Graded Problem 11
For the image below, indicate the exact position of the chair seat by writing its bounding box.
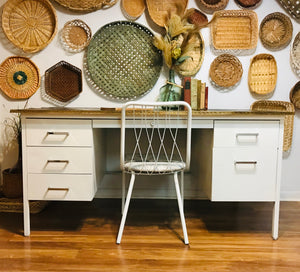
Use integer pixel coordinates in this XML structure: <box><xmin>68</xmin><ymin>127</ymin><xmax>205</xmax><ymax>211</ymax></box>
<box><xmin>124</xmin><ymin>161</ymin><xmax>186</xmax><ymax>174</ymax></box>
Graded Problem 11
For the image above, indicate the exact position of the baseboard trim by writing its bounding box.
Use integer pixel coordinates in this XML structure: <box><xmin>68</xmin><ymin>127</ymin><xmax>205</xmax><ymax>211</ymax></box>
<box><xmin>280</xmin><ymin>191</ymin><xmax>300</xmax><ymax>201</ymax></box>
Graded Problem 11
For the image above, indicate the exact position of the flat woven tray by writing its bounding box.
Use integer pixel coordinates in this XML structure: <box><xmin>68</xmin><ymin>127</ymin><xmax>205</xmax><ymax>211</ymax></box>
<box><xmin>277</xmin><ymin>0</ymin><xmax>300</xmax><ymax>20</ymax></box>
<box><xmin>234</xmin><ymin>0</ymin><xmax>262</xmax><ymax>9</ymax></box>
<box><xmin>85</xmin><ymin>21</ymin><xmax>162</xmax><ymax>101</ymax></box>
<box><xmin>209</xmin><ymin>54</ymin><xmax>243</xmax><ymax>88</ymax></box>
<box><xmin>53</xmin><ymin>0</ymin><xmax>117</xmax><ymax>11</ymax></box>
<box><xmin>251</xmin><ymin>100</ymin><xmax>295</xmax><ymax>151</ymax></box>
<box><xmin>0</xmin><ymin>56</ymin><xmax>40</xmax><ymax>99</ymax></box>
<box><xmin>210</xmin><ymin>10</ymin><xmax>258</xmax><ymax>54</ymax></box>
<box><xmin>61</xmin><ymin>19</ymin><xmax>92</xmax><ymax>53</ymax></box>
<box><xmin>2</xmin><ymin>0</ymin><xmax>57</xmax><ymax>53</ymax></box>
<box><xmin>248</xmin><ymin>53</ymin><xmax>277</xmax><ymax>97</ymax></box>
<box><xmin>197</xmin><ymin>0</ymin><xmax>229</xmax><ymax>14</ymax></box>
<box><xmin>121</xmin><ymin>0</ymin><xmax>145</xmax><ymax>20</ymax></box>
<box><xmin>290</xmin><ymin>81</ymin><xmax>300</xmax><ymax>109</ymax></box>
<box><xmin>146</xmin><ymin>0</ymin><xmax>188</xmax><ymax>27</ymax></box>
<box><xmin>291</xmin><ymin>32</ymin><xmax>300</xmax><ymax>78</ymax></box>
<box><xmin>259</xmin><ymin>12</ymin><xmax>293</xmax><ymax>51</ymax></box>
<box><xmin>174</xmin><ymin>32</ymin><xmax>205</xmax><ymax>77</ymax></box>
<box><xmin>45</xmin><ymin>61</ymin><xmax>82</xmax><ymax>103</ymax></box>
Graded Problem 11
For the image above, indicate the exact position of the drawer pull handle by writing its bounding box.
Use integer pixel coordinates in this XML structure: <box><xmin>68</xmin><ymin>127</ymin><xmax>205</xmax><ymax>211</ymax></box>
<box><xmin>46</xmin><ymin>131</ymin><xmax>69</xmax><ymax>136</ymax></box>
<box><xmin>47</xmin><ymin>187</ymin><xmax>69</xmax><ymax>192</ymax></box>
<box><xmin>45</xmin><ymin>132</ymin><xmax>69</xmax><ymax>142</ymax></box>
<box><xmin>236</xmin><ymin>133</ymin><xmax>259</xmax><ymax>143</ymax></box>
<box><xmin>46</xmin><ymin>160</ymin><xmax>69</xmax><ymax>165</ymax></box>
<box><xmin>234</xmin><ymin>161</ymin><xmax>257</xmax><ymax>165</ymax></box>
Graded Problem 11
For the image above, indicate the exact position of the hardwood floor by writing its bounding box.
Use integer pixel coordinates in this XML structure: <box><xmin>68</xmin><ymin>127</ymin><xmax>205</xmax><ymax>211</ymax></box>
<box><xmin>0</xmin><ymin>199</ymin><xmax>300</xmax><ymax>271</ymax></box>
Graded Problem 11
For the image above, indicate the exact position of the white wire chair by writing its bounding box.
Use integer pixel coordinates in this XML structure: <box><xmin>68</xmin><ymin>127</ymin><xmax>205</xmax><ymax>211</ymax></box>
<box><xmin>116</xmin><ymin>101</ymin><xmax>192</xmax><ymax>244</ymax></box>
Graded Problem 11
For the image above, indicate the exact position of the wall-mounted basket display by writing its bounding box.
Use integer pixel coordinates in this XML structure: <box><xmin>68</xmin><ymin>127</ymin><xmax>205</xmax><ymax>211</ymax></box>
<box><xmin>61</xmin><ymin>19</ymin><xmax>92</xmax><ymax>53</ymax></box>
<box><xmin>291</xmin><ymin>32</ymin><xmax>300</xmax><ymax>78</ymax></box>
<box><xmin>0</xmin><ymin>56</ymin><xmax>40</xmax><ymax>99</ymax></box>
<box><xmin>44</xmin><ymin>61</ymin><xmax>82</xmax><ymax>105</ymax></box>
<box><xmin>121</xmin><ymin>0</ymin><xmax>145</xmax><ymax>20</ymax></box>
<box><xmin>248</xmin><ymin>53</ymin><xmax>277</xmax><ymax>98</ymax></box>
<box><xmin>251</xmin><ymin>100</ymin><xmax>295</xmax><ymax>151</ymax></box>
<box><xmin>185</xmin><ymin>8</ymin><xmax>208</xmax><ymax>28</ymax></box>
<box><xmin>290</xmin><ymin>81</ymin><xmax>300</xmax><ymax>109</ymax></box>
<box><xmin>2</xmin><ymin>0</ymin><xmax>57</xmax><ymax>53</ymax></box>
<box><xmin>146</xmin><ymin>0</ymin><xmax>188</xmax><ymax>27</ymax></box>
<box><xmin>234</xmin><ymin>0</ymin><xmax>262</xmax><ymax>9</ymax></box>
<box><xmin>210</xmin><ymin>10</ymin><xmax>258</xmax><ymax>55</ymax></box>
<box><xmin>53</xmin><ymin>0</ymin><xmax>117</xmax><ymax>11</ymax></box>
<box><xmin>259</xmin><ymin>12</ymin><xmax>293</xmax><ymax>51</ymax></box>
<box><xmin>209</xmin><ymin>54</ymin><xmax>243</xmax><ymax>88</ymax></box>
<box><xmin>174</xmin><ymin>32</ymin><xmax>205</xmax><ymax>77</ymax></box>
<box><xmin>197</xmin><ymin>0</ymin><xmax>229</xmax><ymax>14</ymax></box>
<box><xmin>85</xmin><ymin>21</ymin><xmax>162</xmax><ymax>101</ymax></box>
<box><xmin>277</xmin><ymin>0</ymin><xmax>300</xmax><ymax>20</ymax></box>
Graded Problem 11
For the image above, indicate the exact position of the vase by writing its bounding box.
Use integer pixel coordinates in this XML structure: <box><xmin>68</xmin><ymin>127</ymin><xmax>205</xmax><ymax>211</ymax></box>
<box><xmin>159</xmin><ymin>69</ymin><xmax>182</xmax><ymax>102</ymax></box>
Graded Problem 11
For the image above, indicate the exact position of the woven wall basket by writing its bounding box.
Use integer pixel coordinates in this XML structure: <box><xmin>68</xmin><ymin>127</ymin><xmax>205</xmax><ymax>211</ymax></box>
<box><xmin>210</xmin><ymin>10</ymin><xmax>258</xmax><ymax>54</ymax></box>
<box><xmin>259</xmin><ymin>12</ymin><xmax>293</xmax><ymax>51</ymax></box>
<box><xmin>146</xmin><ymin>0</ymin><xmax>188</xmax><ymax>27</ymax></box>
<box><xmin>185</xmin><ymin>8</ymin><xmax>208</xmax><ymax>28</ymax></box>
<box><xmin>121</xmin><ymin>0</ymin><xmax>145</xmax><ymax>20</ymax></box>
<box><xmin>290</xmin><ymin>81</ymin><xmax>300</xmax><ymax>109</ymax></box>
<box><xmin>197</xmin><ymin>0</ymin><xmax>229</xmax><ymax>14</ymax></box>
<box><xmin>209</xmin><ymin>54</ymin><xmax>243</xmax><ymax>88</ymax></box>
<box><xmin>85</xmin><ymin>21</ymin><xmax>162</xmax><ymax>101</ymax></box>
<box><xmin>277</xmin><ymin>0</ymin><xmax>300</xmax><ymax>20</ymax></box>
<box><xmin>0</xmin><ymin>56</ymin><xmax>40</xmax><ymax>99</ymax></box>
<box><xmin>61</xmin><ymin>19</ymin><xmax>92</xmax><ymax>53</ymax></box>
<box><xmin>251</xmin><ymin>100</ymin><xmax>295</xmax><ymax>151</ymax></box>
<box><xmin>291</xmin><ymin>32</ymin><xmax>300</xmax><ymax>78</ymax></box>
<box><xmin>174</xmin><ymin>32</ymin><xmax>205</xmax><ymax>77</ymax></box>
<box><xmin>2</xmin><ymin>0</ymin><xmax>57</xmax><ymax>53</ymax></box>
<box><xmin>248</xmin><ymin>53</ymin><xmax>277</xmax><ymax>97</ymax></box>
<box><xmin>53</xmin><ymin>0</ymin><xmax>117</xmax><ymax>11</ymax></box>
<box><xmin>234</xmin><ymin>0</ymin><xmax>262</xmax><ymax>9</ymax></box>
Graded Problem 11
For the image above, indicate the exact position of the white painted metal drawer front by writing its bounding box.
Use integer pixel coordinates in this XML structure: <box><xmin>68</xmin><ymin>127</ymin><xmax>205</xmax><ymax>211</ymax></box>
<box><xmin>25</xmin><ymin>119</ymin><xmax>92</xmax><ymax>146</ymax></box>
<box><xmin>28</xmin><ymin>174</ymin><xmax>95</xmax><ymax>200</ymax></box>
<box><xmin>27</xmin><ymin>147</ymin><xmax>93</xmax><ymax>174</ymax></box>
<box><xmin>214</xmin><ymin>120</ymin><xmax>279</xmax><ymax>148</ymax></box>
<box><xmin>212</xmin><ymin>147</ymin><xmax>277</xmax><ymax>201</ymax></box>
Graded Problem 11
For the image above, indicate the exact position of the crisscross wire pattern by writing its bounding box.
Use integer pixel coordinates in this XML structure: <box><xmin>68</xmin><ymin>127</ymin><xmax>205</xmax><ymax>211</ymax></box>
<box><xmin>121</xmin><ymin>101</ymin><xmax>191</xmax><ymax>175</ymax></box>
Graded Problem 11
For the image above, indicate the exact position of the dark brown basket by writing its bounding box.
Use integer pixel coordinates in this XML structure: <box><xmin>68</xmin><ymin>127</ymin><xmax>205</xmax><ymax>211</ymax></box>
<box><xmin>290</xmin><ymin>81</ymin><xmax>300</xmax><ymax>109</ymax></box>
<box><xmin>2</xmin><ymin>169</ymin><xmax>22</xmax><ymax>198</ymax></box>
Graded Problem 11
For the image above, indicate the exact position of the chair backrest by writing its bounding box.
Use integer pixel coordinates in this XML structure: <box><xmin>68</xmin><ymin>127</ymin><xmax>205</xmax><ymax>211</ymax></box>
<box><xmin>120</xmin><ymin>101</ymin><xmax>192</xmax><ymax>175</ymax></box>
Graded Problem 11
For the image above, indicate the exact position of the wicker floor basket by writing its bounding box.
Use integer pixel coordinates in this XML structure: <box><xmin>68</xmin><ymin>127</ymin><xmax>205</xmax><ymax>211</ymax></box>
<box><xmin>197</xmin><ymin>0</ymin><xmax>229</xmax><ymax>14</ymax></box>
<box><xmin>251</xmin><ymin>100</ymin><xmax>295</xmax><ymax>151</ymax></box>
<box><xmin>209</xmin><ymin>54</ymin><xmax>243</xmax><ymax>88</ymax></box>
<box><xmin>259</xmin><ymin>12</ymin><xmax>293</xmax><ymax>51</ymax></box>
<box><xmin>290</xmin><ymin>81</ymin><xmax>300</xmax><ymax>109</ymax></box>
<box><xmin>53</xmin><ymin>0</ymin><xmax>117</xmax><ymax>11</ymax></box>
<box><xmin>146</xmin><ymin>0</ymin><xmax>188</xmax><ymax>27</ymax></box>
<box><xmin>121</xmin><ymin>0</ymin><xmax>145</xmax><ymax>20</ymax></box>
<box><xmin>291</xmin><ymin>32</ymin><xmax>300</xmax><ymax>78</ymax></box>
<box><xmin>248</xmin><ymin>54</ymin><xmax>277</xmax><ymax>97</ymax></box>
<box><xmin>2</xmin><ymin>0</ymin><xmax>57</xmax><ymax>53</ymax></box>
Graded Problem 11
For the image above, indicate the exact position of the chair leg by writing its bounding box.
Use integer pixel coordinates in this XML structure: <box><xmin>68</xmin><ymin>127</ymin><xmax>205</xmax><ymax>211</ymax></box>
<box><xmin>116</xmin><ymin>173</ymin><xmax>135</xmax><ymax>244</ymax></box>
<box><xmin>180</xmin><ymin>171</ymin><xmax>184</xmax><ymax>208</ymax></box>
<box><xmin>121</xmin><ymin>171</ymin><xmax>125</xmax><ymax>214</ymax></box>
<box><xmin>174</xmin><ymin>172</ymin><xmax>189</xmax><ymax>245</ymax></box>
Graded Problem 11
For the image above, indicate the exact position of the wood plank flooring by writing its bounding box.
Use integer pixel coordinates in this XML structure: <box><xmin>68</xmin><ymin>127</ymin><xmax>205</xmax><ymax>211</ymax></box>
<box><xmin>0</xmin><ymin>199</ymin><xmax>300</xmax><ymax>271</ymax></box>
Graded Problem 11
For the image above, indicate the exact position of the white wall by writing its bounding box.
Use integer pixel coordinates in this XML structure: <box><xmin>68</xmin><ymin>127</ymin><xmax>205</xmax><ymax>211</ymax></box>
<box><xmin>0</xmin><ymin>0</ymin><xmax>299</xmax><ymax>199</ymax></box>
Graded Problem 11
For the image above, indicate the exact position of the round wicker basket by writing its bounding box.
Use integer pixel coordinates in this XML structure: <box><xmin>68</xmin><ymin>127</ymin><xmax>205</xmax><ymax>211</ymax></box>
<box><xmin>259</xmin><ymin>12</ymin><xmax>293</xmax><ymax>51</ymax></box>
<box><xmin>146</xmin><ymin>0</ymin><xmax>188</xmax><ymax>27</ymax></box>
<box><xmin>53</xmin><ymin>0</ymin><xmax>117</xmax><ymax>11</ymax></box>
<box><xmin>291</xmin><ymin>32</ymin><xmax>300</xmax><ymax>78</ymax></box>
<box><xmin>61</xmin><ymin>19</ymin><xmax>92</xmax><ymax>53</ymax></box>
<box><xmin>277</xmin><ymin>0</ymin><xmax>300</xmax><ymax>20</ymax></box>
<box><xmin>2</xmin><ymin>0</ymin><xmax>57</xmax><ymax>53</ymax></box>
<box><xmin>248</xmin><ymin>54</ymin><xmax>277</xmax><ymax>97</ymax></box>
<box><xmin>209</xmin><ymin>54</ymin><xmax>243</xmax><ymax>88</ymax></box>
<box><xmin>185</xmin><ymin>8</ymin><xmax>208</xmax><ymax>28</ymax></box>
<box><xmin>197</xmin><ymin>0</ymin><xmax>229</xmax><ymax>14</ymax></box>
<box><xmin>234</xmin><ymin>0</ymin><xmax>262</xmax><ymax>9</ymax></box>
<box><xmin>290</xmin><ymin>81</ymin><xmax>300</xmax><ymax>109</ymax></box>
<box><xmin>121</xmin><ymin>0</ymin><xmax>145</xmax><ymax>20</ymax></box>
<box><xmin>0</xmin><ymin>56</ymin><xmax>40</xmax><ymax>99</ymax></box>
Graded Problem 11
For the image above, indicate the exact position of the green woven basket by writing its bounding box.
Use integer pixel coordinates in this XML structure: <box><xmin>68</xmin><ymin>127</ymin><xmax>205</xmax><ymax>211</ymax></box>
<box><xmin>85</xmin><ymin>21</ymin><xmax>163</xmax><ymax>101</ymax></box>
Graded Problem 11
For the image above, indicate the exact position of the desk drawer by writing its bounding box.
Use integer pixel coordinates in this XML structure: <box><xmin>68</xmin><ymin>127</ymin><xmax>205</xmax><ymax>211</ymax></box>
<box><xmin>214</xmin><ymin>120</ymin><xmax>279</xmax><ymax>148</ymax></box>
<box><xmin>28</xmin><ymin>174</ymin><xmax>95</xmax><ymax>200</ymax></box>
<box><xmin>25</xmin><ymin>119</ymin><xmax>92</xmax><ymax>147</ymax></box>
<box><xmin>27</xmin><ymin>147</ymin><xmax>93</xmax><ymax>174</ymax></box>
<box><xmin>211</xmin><ymin>147</ymin><xmax>277</xmax><ymax>201</ymax></box>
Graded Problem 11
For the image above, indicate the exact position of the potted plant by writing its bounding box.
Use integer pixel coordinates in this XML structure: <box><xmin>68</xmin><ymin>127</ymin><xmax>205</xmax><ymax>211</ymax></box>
<box><xmin>2</xmin><ymin>113</ymin><xmax>23</xmax><ymax>198</ymax></box>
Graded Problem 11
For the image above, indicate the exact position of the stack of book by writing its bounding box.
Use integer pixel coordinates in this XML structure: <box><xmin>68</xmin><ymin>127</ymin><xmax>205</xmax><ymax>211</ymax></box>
<box><xmin>182</xmin><ymin>77</ymin><xmax>208</xmax><ymax>110</ymax></box>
